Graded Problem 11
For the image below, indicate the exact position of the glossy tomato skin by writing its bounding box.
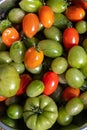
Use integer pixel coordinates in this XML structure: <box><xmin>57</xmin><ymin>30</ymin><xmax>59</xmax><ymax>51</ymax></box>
<box><xmin>38</xmin><ymin>5</ymin><xmax>54</xmax><ymax>28</ymax></box>
<box><xmin>63</xmin><ymin>27</ymin><xmax>79</xmax><ymax>49</ymax></box>
<box><xmin>22</xmin><ymin>13</ymin><xmax>39</xmax><ymax>38</ymax></box>
<box><xmin>42</xmin><ymin>71</ymin><xmax>59</xmax><ymax>95</ymax></box>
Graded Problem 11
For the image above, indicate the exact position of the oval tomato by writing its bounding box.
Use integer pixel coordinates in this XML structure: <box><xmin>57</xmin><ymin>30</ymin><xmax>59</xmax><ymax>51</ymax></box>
<box><xmin>16</xmin><ymin>74</ymin><xmax>32</xmax><ymax>95</ymax></box>
<box><xmin>38</xmin><ymin>5</ymin><xmax>54</xmax><ymax>28</ymax></box>
<box><xmin>24</xmin><ymin>46</ymin><xmax>44</xmax><ymax>69</ymax></box>
<box><xmin>22</xmin><ymin>13</ymin><xmax>39</xmax><ymax>38</ymax></box>
<box><xmin>63</xmin><ymin>27</ymin><xmax>79</xmax><ymax>49</ymax></box>
<box><xmin>2</xmin><ymin>27</ymin><xmax>20</xmax><ymax>47</ymax></box>
<box><xmin>42</xmin><ymin>71</ymin><xmax>59</xmax><ymax>95</ymax></box>
<box><xmin>65</xmin><ymin>5</ymin><xmax>86</xmax><ymax>21</ymax></box>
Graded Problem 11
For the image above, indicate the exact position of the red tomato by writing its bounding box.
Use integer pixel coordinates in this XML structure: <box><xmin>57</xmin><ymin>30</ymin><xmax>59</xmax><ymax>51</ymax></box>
<box><xmin>22</xmin><ymin>13</ymin><xmax>40</xmax><ymax>38</ymax></box>
<box><xmin>63</xmin><ymin>27</ymin><xmax>79</xmax><ymax>49</ymax></box>
<box><xmin>42</xmin><ymin>71</ymin><xmax>59</xmax><ymax>95</ymax></box>
<box><xmin>65</xmin><ymin>5</ymin><xmax>86</xmax><ymax>21</ymax></box>
<box><xmin>38</xmin><ymin>5</ymin><xmax>54</xmax><ymax>28</ymax></box>
<box><xmin>16</xmin><ymin>74</ymin><xmax>32</xmax><ymax>95</ymax></box>
<box><xmin>80</xmin><ymin>0</ymin><xmax>87</xmax><ymax>9</ymax></box>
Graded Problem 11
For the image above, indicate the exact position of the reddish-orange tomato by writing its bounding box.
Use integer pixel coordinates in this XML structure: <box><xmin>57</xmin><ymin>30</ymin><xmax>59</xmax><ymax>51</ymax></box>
<box><xmin>38</xmin><ymin>5</ymin><xmax>54</xmax><ymax>28</ymax></box>
<box><xmin>0</xmin><ymin>96</ymin><xmax>7</xmax><ymax>102</ymax></box>
<box><xmin>22</xmin><ymin>13</ymin><xmax>40</xmax><ymax>38</ymax></box>
<box><xmin>65</xmin><ymin>5</ymin><xmax>86</xmax><ymax>21</ymax></box>
<box><xmin>62</xmin><ymin>86</ymin><xmax>80</xmax><ymax>101</ymax></box>
<box><xmin>16</xmin><ymin>74</ymin><xmax>32</xmax><ymax>95</ymax></box>
<box><xmin>80</xmin><ymin>0</ymin><xmax>87</xmax><ymax>9</ymax></box>
<box><xmin>24</xmin><ymin>46</ymin><xmax>44</xmax><ymax>69</ymax></box>
<box><xmin>2</xmin><ymin>27</ymin><xmax>20</xmax><ymax>47</ymax></box>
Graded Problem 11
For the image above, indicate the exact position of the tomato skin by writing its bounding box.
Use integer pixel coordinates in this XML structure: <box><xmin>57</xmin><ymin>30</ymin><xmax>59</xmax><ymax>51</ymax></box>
<box><xmin>16</xmin><ymin>74</ymin><xmax>32</xmax><ymax>95</ymax></box>
<box><xmin>22</xmin><ymin>13</ymin><xmax>39</xmax><ymax>38</ymax></box>
<box><xmin>24</xmin><ymin>46</ymin><xmax>44</xmax><ymax>69</ymax></box>
<box><xmin>65</xmin><ymin>5</ymin><xmax>86</xmax><ymax>21</ymax></box>
<box><xmin>80</xmin><ymin>0</ymin><xmax>87</xmax><ymax>9</ymax></box>
<box><xmin>63</xmin><ymin>27</ymin><xmax>79</xmax><ymax>49</ymax></box>
<box><xmin>2</xmin><ymin>27</ymin><xmax>20</xmax><ymax>47</ymax></box>
<box><xmin>42</xmin><ymin>71</ymin><xmax>59</xmax><ymax>95</ymax></box>
<box><xmin>38</xmin><ymin>5</ymin><xmax>54</xmax><ymax>28</ymax></box>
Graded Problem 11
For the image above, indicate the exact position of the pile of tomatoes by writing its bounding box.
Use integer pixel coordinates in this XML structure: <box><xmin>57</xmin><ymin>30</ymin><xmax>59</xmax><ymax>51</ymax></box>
<box><xmin>1</xmin><ymin>0</ymin><xmax>87</xmax><ymax>129</ymax></box>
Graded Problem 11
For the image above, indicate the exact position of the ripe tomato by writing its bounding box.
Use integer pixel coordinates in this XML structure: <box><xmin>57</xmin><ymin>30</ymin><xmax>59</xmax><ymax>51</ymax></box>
<box><xmin>65</xmin><ymin>5</ymin><xmax>86</xmax><ymax>21</ymax></box>
<box><xmin>63</xmin><ymin>27</ymin><xmax>79</xmax><ymax>49</ymax></box>
<box><xmin>42</xmin><ymin>71</ymin><xmax>59</xmax><ymax>95</ymax></box>
<box><xmin>22</xmin><ymin>13</ymin><xmax>39</xmax><ymax>38</ymax></box>
<box><xmin>38</xmin><ymin>5</ymin><xmax>54</xmax><ymax>28</ymax></box>
<box><xmin>80</xmin><ymin>0</ymin><xmax>87</xmax><ymax>9</ymax></box>
<box><xmin>0</xmin><ymin>96</ymin><xmax>7</xmax><ymax>102</ymax></box>
<box><xmin>16</xmin><ymin>74</ymin><xmax>32</xmax><ymax>95</ymax></box>
<box><xmin>24</xmin><ymin>46</ymin><xmax>44</xmax><ymax>69</ymax></box>
<box><xmin>62</xmin><ymin>86</ymin><xmax>80</xmax><ymax>101</ymax></box>
<box><xmin>2</xmin><ymin>27</ymin><xmax>20</xmax><ymax>47</ymax></box>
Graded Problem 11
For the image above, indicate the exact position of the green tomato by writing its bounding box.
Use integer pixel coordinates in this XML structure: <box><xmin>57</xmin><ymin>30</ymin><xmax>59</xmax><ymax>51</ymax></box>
<box><xmin>65</xmin><ymin>97</ymin><xmax>84</xmax><ymax>116</ymax></box>
<box><xmin>7</xmin><ymin>104</ymin><xmax>23</xmax><ymax>119</ymax></box>
<box><xmin>51</xmin><ymin>57</ymin><xmax>68</xmax><ymax>74</ymax></box>
<box><xmin>23</xmin><ymin>95</ymin><xmax>58</xmax><ymax>130</ymax></box>
<box><xmin>10</xmin><ymin>41</ymin><xmax>26</xmax><ymax>63</ymax></box>
<box><xmin>0</xmin><ymin>64</ymin><xmax>20</xmax><ymax>97</ymax></box>
<box><xmin>47</xmin><ymin>0</ymin><xmax>67</xmax><ymax>13</ymax></box>
<box><xmin>43</xmin><ymin>26</ymin><xmax>62</xmax><ymax>42</ymax></box>
<box><xmin>26</xmin><ymin>80</ymin><xmax>44</xmax><ymax>97</ymax></box>
<box><xmin>57</xmin><ymin>107</ymin><xmax>73</xmax><ymax>126</ymax></box>
<box><xmin>19</xmin><ymin>0</ymin><xmax>43</xmax><ymax>13</ymax></box>
<box><xmin>38</xmin><ymin>39</ymin><xmax>63</xmax><ymax>58</ymax></box>
<box><xmin>65</xmin><ymin>68</ymin><xmax>84</xmax><ymax>88</ymax></box>
<box><xmin>68</xmin><ymin>46</ymin><xmax>87</xmax><ymax>69</ymax></box>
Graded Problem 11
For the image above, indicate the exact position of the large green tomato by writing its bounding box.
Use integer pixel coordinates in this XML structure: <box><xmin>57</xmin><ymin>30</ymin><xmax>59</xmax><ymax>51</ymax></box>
<box><xmin>23</xmin><ymin>95</ymin><xmax>58</xmax><ymax>130</ymax></box>
<box><xmin>0</xmin><ymin>64</ymin><xmax>20</xmax><ymax>97</ymax></box>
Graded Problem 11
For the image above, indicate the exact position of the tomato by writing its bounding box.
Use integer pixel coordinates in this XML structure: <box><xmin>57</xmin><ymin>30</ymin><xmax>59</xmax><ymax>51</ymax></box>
<box><xmin>62</xmin><ymin>86</ymin><xmax>80</xmax><ymax>101</ymax></box>
<box><xmin>63</xmin><ymin>27</ymin><xmax>79</xmax><ymax>49</ymax></box>
<box><xmin>0</xmin><ymin>96</ymin><xmax>7</xmax><ymax>102</ymax></box>
<box><xmin>24</xmin><ymin>46</ymin><xmax>44</xmax><ymax>69</ymax></box>
<box><xmin>22</xmin><ymin>13</ymin><xmax>40</xmax><ymax>38</ymax></box>
<box><xmin>7</xmin><ymin>104</ymin><xmax>23</xmax><ymax>119</ymax></box>
<box><xmin>80</xmin><ymin>0</ymin><xmax>87</xmax><ymax>9</ymax></box>
<box><xmin>38</xmin><ymin>5</ymin><xmax>54</xmax><ymax>28</ymax></box>
<box><xmin>65</xmin><ymin>5</ymin><xmax>86</xmax><ymax>21</ymax></box>
<box><xmin>2</xmin><ymin>27</ymin><xmax>20</xmax><ymax>47</ymax></box>
<box><xmin>23</xmin><ymin>95</ymin><xmax>58</xmax><ymax>130</ymax></box>
<box><xmin>16</xmin><ymin>74</ymin><xmax>32</xmax><ymax>95</ymax></box>
<box><xmin>42</xmin><ymin>71</ymin><xmax>59</xmax><ymax>95</ymax></box>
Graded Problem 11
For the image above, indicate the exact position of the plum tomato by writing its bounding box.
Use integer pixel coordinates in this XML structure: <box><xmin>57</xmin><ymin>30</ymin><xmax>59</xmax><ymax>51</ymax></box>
<box><xmin>42</xmin><ymin>71</ymin><xmax>59</xmax><ymax>95</ymax></box>
<box><xmin>63</xmin><ymin>27</ymin><xmax>79</xmax><ymax>49</ymax></box>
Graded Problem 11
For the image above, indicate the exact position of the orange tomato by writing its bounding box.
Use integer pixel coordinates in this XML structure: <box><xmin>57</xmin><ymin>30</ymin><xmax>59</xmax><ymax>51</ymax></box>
<box><xmin>0</xmin><ymin>96</ymin><xmax>7</xmax><ymax>102</ymax></box>
<box><xmin>38</xmin><ymin>5</ymin><xmax>54</xmax><ymax>28</ymax></box>
<box><xmin>62</xmin><ymin>86</ymin><xmax>80</xmax><ymax>101</ymax></box>
<box><xmin>2</xmin><ymin>27</ymin><xmax>20</xmax><ymax>47</ymax></box>
<box><xmin>22</xmin><ymin>13</ymin><xmax>40</xmax><ymax>38</ymax></box>
<box><xmin>24</xmin><ymin>46</ymin><xmax>44</xmax><ymax>69</ymax></box>
<box><xmin>65</xmin><ymin>5</ymin><xmax>86</xmax><ymax>21</ymax></box>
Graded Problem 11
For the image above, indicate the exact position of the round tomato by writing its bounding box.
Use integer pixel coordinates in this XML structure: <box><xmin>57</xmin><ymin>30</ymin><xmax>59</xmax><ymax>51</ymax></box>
<box><xmin>65</xmin><ymin>5</ymin><xmax>86</xmax><ymax>21</ymax></box>
<box><xmin>22</xmin><ymin>13</ymin><xmax>39</xmax><ymax>38</ymax></box>
<box><xmin>2</xmin><ymin>27</ymin><xmax>20</xmax><ymax>47</ymax></box>
<box><xmin>24</xmin><ymin>46</ymin><xmax>44</xmax><ymax>69</ymax></box>
<box><xmin>63</xmin><ymin>27</ymin><xmax>79</xmax><ymax>49</ymax></box>
<box><xmin>38</xmin><ymin>5</ymin><xmax>54</xmax><ymax>28</ymax></box>
<box><xmin>42</xmin><ymin>71</ymin><xmax>59</xmax><ymax>95</ymax></box>
<box><xmin>23</xmin><ymin>95</ymin><xmax>58</xmax><ymax>130</ymax></box>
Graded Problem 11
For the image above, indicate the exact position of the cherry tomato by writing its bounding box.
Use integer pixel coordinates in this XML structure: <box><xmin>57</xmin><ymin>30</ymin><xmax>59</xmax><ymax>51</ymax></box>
<box><xmin>2</xmin><ymin>27</ymin><xmax>20</xmax><ymax>47</ymax></box>
<box><xmin>38</xmin><ymin>5</ymin><xmax>54</xmax><ymax>28</ymax></box>
<box><xmin>65</xmin><ymin>5</ymin><xmax>86</xmax><ymax>21</ymax></box>
<box><xmin>24</xmin><ymin>46</ymin><xmax>44</xmax><ymax>69</ymax></box>
<box><xmin>22</xmin><ymin>13</ymin><xmax>40</xmax><ymax>38</ymax></box>
<box><xmin>42</xmin><ymin>71</ymin><xmax>59</xmax><ymax>95</ymax></box>
<box><xmin>62</xmin><ymin>86</ymin><xmax>80</xmax><ymax>101</ymax></box>
<box><xmin>63</xmin><ymin>27</ymin><xmax>79</xmax><ymax>49</ymax></box>
<box><xmin>0</xmin><ymin>96</ymin><xmax>7</xmax><ymax>102</ymax></box>
<box><xmin>16</xmin><ymin>74</ymin><xmax>32</xmax><ymax>95</ymax></box>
